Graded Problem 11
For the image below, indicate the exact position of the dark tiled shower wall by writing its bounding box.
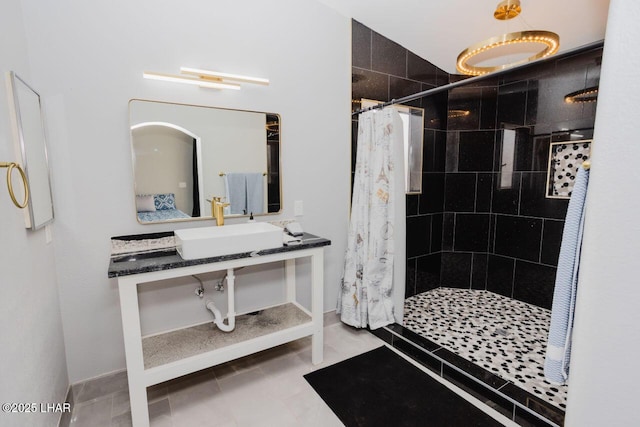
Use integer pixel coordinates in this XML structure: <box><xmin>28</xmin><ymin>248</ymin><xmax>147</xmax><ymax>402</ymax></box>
<box><xmin>351</xmin><ymin>20</ymin><xmax>451</xmax><ymax>299</ymax></box>
<box><xmin>441</xmin><ymin>47</ymin><xmax>602</xmax><ymax>309</ymax></box>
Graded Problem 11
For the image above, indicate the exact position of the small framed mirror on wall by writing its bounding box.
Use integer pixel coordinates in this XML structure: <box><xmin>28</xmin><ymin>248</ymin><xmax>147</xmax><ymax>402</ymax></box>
<box><xmin>6</xmin><ymin>71</ymin><xmax>54</xmax><ymax>229</ymax></box>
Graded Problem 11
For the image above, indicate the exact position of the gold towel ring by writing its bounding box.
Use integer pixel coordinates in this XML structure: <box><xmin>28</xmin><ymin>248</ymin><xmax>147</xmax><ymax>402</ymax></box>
<box><xmin>0</xmin><ymin>162</ymin><xmax>29</xmax><ymax>209</ymax></box>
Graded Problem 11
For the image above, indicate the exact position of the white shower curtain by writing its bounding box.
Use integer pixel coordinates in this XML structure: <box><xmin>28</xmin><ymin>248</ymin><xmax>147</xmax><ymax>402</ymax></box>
<box><xmin>338</xmin><ymin>107</ymin><xmax>403</xmax><ymax>329</ymax></box>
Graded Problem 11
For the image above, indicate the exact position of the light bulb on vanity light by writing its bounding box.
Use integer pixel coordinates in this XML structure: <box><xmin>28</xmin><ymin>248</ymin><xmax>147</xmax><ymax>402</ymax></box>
<box><xmin>142</xmin><ymin>71</ymin><xmax>241</xmax><ymax>90</ymax></box>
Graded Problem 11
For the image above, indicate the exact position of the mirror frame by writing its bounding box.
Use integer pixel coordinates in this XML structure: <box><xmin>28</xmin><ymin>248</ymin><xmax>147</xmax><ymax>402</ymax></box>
<box><xmin>129</xmin><ymin>99</ymin><xmax>282</xmax><ymax>224</ymax></box>
<box><xmin>6</xmin><ymin>71</ymin><xmax>55</xmax><ymax>230</ymax></box>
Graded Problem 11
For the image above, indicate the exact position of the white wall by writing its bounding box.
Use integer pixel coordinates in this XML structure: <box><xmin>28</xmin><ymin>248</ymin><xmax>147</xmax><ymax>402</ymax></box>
<box><xmin>0</xmin><ymin>1</ymin><xmax>69</xmax><ymax>426</ymax></box>
<box><xmin>19</xmin><ymin>0</ymin><xmax>351</xmax><ymax>383</ymax></box>
<box><xmin>566</xmin><ymin>0</ymin><xmax>640</xmax><ymax>425</ymax></box>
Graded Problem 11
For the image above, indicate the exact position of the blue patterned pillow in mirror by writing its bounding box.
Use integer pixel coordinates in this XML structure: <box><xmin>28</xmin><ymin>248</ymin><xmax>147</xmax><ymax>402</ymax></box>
<box><xmin>154</xmin><ymin>193</ymin><xmax>176</xmax><ymax>210</ymax></box>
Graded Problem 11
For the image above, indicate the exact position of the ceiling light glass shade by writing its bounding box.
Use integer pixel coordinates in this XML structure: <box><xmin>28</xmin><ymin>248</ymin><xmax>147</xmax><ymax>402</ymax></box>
<box><xmin>456</xmin><ymin>30</ymin><xmax>560</xmax><ymax>76</ymax></box>
<box><xmin>142</xmin><ymin>72</ymin><xmax>241</xmax><ymax>90</ymax></box>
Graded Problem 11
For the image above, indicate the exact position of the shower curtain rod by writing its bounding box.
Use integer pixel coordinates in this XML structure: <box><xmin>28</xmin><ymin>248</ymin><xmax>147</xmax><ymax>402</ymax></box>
<box><xmin>351</xmin><ymin>40</ymin><xmax>605</xmax><ymax>116</ymax></box>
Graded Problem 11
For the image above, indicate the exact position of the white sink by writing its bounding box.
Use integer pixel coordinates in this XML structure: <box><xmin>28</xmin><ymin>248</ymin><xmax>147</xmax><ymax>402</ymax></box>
<box><xmin>174</xmin><ymin>222</ymin><xmax>283</xmax><ymax>260</ymax></box>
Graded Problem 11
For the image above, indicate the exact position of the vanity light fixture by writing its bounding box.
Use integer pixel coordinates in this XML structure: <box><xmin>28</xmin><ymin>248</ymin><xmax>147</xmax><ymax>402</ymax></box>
<box><xmin>456</xmin><ymin>0</ymin><xmax>560</xmax><ymax>76</ymax></box>
<box><xmin>143</xmin><ymin>67</ymin><xmax>269</xmax><ymax>90</ymax></box>
<box><xmin>180</xmin><ymin>67</ymin><xmax>269</xmax><ymax>86</ymax></box>
<box><xmin>143</xmin><ymin>71</ymin><xmax>240</xmax><ymax>90</ymax></box>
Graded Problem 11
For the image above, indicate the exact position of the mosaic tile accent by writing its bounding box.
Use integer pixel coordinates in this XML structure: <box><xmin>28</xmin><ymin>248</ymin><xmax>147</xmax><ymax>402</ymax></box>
<box><xmin>404</xmin><ymin>288</ymin><xmax>568</xmax><ymax>410</ymax></box>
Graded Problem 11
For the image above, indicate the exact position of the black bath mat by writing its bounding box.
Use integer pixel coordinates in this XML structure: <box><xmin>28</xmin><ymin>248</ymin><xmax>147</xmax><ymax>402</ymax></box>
<box><xmin>304</xmin><ymin>346</ymin><xmax>503</xmax><ymax>427</ymax></box>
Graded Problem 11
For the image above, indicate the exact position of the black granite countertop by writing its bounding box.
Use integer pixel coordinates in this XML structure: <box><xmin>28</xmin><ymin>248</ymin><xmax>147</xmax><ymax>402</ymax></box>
<box><xmin>108</xmin><ymin>232</ymin><xmax>331</xmax><ymax>278</ymax></box>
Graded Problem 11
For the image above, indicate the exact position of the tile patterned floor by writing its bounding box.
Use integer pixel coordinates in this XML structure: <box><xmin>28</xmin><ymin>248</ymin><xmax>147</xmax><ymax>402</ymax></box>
<box><xmin>404</xmin><ymin>288</ymin><xmax>568</xmax><ymax>410</ymax></box>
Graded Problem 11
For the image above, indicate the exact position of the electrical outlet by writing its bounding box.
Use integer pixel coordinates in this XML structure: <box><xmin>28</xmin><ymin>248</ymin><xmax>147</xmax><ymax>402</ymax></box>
<box><xmin>294</xmin><ymin>200</ymin><xmax>303</xmax><ymax>216</ymax></box>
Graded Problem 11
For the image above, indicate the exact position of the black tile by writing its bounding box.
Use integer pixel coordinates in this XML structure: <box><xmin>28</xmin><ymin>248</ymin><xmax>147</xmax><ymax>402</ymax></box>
<box><xmin>488</xmin><ymin>214</ymin><xmax>497</xmax><ymax>253</ymax></box>
<box><xmin>472</xmin><ymin>253</ymin><xmax>488</xmax><ymax>290</ymax></box>
<box><xmin>422</xmin><ymin>129</ymin><xmax>436</xmax><ymax>172</ymax></box>
<box><xmin>424</xmin><ymin>90</ymin><xmax>448</xmax><ymax>130</ymax></box>
<box><xmin>352</xmin><ymin>69</ymin><xmax>389</xmax><ymax>103</ymax></box>
<box><xmin>407</xmin><ymin>51</ymin><xmax>440</xmax><ymax>86</ymax></box>
<box><xmin>419</xmin><ymin>173</ymin><xmax>445</xmax><ymax>214</ymax></box>
<box><xmin>486</xmin><ymin>255</ymin><xmax>515</xmax><ymax>298</ymax></box>
<box><xmin>514</xmin><ymin>405</ymin><xmax>561</xmax><ymax>427</ymax></box>
<box><xmin>405</xmin><ymin>258</ymin><xmax>417</xmax><ymax>298</ymax></box>
<box><xmin>416</xmin><ymin>253</ymin><xmax>441</xmax><ymax>293</ymax></box>
<box><xmin>494</xmin><ymin>215</ymin><xmax>543</xmax><ymax>262</ymax></box>
<box><xmin>525</xmin><ymin>80</ymin><xmax>539</xmax><ymax>126</ymax></box>
<box><xmin>454</xmin><ymin>213</ymin><xmax>490</xmax><ymax>252</ymax></box>
<box><xmin>391</xmin><ymin>337</ymin><xmax>442</xmax><ymax>375</ymax></box>
<box><xmin>444</xmin><ymin>173</ymin><xmax>476</xmax><ymax>212</ymax></box>
<box><xmin>390</xmin><ymin>76</ymin><xmax>422</xmax><ymax>108</ymax></box>
<box><xmin>433</xmin><ymin>130</ymin><xmax>447</xmax><ymax>172</ymax></box>
<box><xmin>406</xmin><ymin>194</ymin><xmax>419</xmax><ymax>216</ymax></box>
<box><xmin>445</xmin><ymin>131</ymin><xmax>459</xmax><ymax>173</ymax></box>
<box><xmin>476</xmin><ymin>173</ymin><xmax>493</xmax><ymax>213</ymax></box>
<box><xmin>407</xmin><ymin>215</ymin><xmax>430</xmax><ymax>258</ymax></box>
<box><xmin>492</xmin><ymin>172</ymin><xmax>521</xmax><ymax>215</ymax></box>
<box><xmin>442</xmin><ymin>365</ymin><xmax>515</xmax><ymax>421</ymax></box>
<box><xmin>519</xmin><ymin>172</ymin><xmax>569</xmax><ymax>220</ymax></box>
<box><xmin>514</xmin><ymin>127</ymin><xmax>534</xmax><ymax>172</ymax></box>
<box><xmin>430</xmin><ymin>213</ymin><xmax>443</xmax><ymax>253</ymax></box>
<box><xmin>351</xmin><ymin>20</ymin><xmax>371</xmax><ymax>69</ymax></box>
<box><xmin>436</xmin><ymin>347</ymin><xmax>509</xmax><ymax>390</ymax></box>
<box><xmin>351</xmin><ymin>120</ymin><xmax>358</xmax><ymax>172</ymax></box>
<box><xmin>458</xmin><ymin>131</ymin><xmax>496</xmax><ymax>172</ymax></box>
<box><xmin>440</xmin><ymin>252</ymin><xmax>472</xmax><ymax>289</ymax></box>
<box><xmin>513</xmin><ymin>261</ymin><xmax>557</xmax><ymax>309</ymax></box>
<box><xmin>501</xmin><ymin>383</ymin><xmax>565</xmax><ymax>427</ymax></box>
<box><xmin>541</xmin><ymin>220</ymin><xmax>564</xmax><ymax>266</ymax></box>
<box><xmin>387</xmin><ymin>323</ymin><xmax>441</xmax><ymax>352</ymax></box>
<box><xmin>532</xmin><ymin>135</ymin><xmax>551</xmax><ymax>172</ymax></box>
<box><xmin>371</xmin><ymin>31</ymin><xmax>407</xmax><ymax>77</ymax></box>
<box><xmin>480</xmin><ymin>86</ymin><xmax>498</xmax><ymax>130</ymax></box>
<box><xmin>368</xmin><ymin>327</ymin><xmax>393</xmax><ymax>344</ymax></box>
<box><xmin>442</xmin><ymin>213</ymin><xmax>454</xmax><ymax>251</ymax></box>
<box><xmin>448</xmin><ymin>86</ymin><xmax>482</xmax><ymax>130</ymax></box>
<box><xmin>425</xmin><ymin>129</ymin><xmax>449</xmax><ymax>174</ymax></box>
<box><xmin>497</xmin><ymin>81</ymin><xmax>528</xmax><ymax>126</ymax></box>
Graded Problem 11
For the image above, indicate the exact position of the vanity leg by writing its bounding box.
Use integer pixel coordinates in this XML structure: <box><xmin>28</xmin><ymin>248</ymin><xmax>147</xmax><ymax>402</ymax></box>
<box><xmin>311</xmin><ymin>251</ymin><xmax>324</xmax><ymax>365</ymax></box>
<box><xmin>285</xmin><ymin>259</ymin><xmax>296</xmax><ymax>303</ymax></box>
<box><xmin>118</xmin><ymin>278</ymin><xmax>150</xmax><ymax>427</ymax></box>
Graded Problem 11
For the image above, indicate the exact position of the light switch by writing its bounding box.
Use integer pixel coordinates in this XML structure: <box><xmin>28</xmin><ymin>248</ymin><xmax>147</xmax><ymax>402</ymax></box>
<box><xmin>294</xmin><ymin>200</ymin><xmax>303</xmax><ymax>216</ymax></box>
<box><xmin>178</xmin><ymin>182</ymin><xmax>187</xmax><ymax>188</ymax></box>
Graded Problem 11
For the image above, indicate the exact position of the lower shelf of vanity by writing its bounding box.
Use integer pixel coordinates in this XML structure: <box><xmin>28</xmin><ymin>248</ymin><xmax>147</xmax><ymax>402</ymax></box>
<box><xmin>140</xmin><ymin>302</ymin><xmax>313</xmax><ymax>386</ymax></box>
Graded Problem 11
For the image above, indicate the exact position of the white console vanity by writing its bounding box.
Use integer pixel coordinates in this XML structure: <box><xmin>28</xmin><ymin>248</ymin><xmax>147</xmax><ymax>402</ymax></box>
<box><xmin>108</xmin><ymin>232</ymin><xmax>330</xmax><ymax>427</ymax></box>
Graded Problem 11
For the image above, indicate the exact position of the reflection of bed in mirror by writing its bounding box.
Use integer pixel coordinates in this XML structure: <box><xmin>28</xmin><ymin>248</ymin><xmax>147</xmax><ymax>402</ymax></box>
<box><xmin>135</xmin><ymin>193</ymin><xmax>191</xmax><ymax>222</ymax></box>
<box><xmin>129</xmin><ymin>99</ymin><xmax>281</xmax><ymax>224</ymax></box>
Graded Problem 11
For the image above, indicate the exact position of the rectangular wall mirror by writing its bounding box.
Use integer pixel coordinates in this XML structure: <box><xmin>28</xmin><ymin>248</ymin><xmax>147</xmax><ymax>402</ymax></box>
<box><xmin>6</xmin><ymin>71</ymin><xmax>54</xmax><ymax>230</ymax></box>
<box><xmin>129</xmin><ymin>99</ymin><xmax>281</xmax><ymax>224</ymax></box>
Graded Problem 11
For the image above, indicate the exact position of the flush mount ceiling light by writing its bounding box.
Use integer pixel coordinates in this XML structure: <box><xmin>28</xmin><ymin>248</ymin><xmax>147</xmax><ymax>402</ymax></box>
<box><xmin>143</xmin><ymin>67</ymin><xmax>269</xmax><ymax>90</ymax></box>
<box><xmin>456</xmin><ymin>0</ymin><xmax>559</xmax><ymax>76</ymax></box>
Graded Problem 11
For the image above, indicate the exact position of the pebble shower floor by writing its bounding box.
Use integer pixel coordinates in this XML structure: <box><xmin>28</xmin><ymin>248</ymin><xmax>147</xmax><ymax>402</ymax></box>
<box><xmin>403</xmin><ymin>288</ymin><xmax>567</xmax><ymax>410</ymax></box>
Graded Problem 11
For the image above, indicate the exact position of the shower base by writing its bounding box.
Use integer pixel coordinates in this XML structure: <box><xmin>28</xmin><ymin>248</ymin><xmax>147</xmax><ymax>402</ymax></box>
<box><xmin>403</xmin><ymin>288</ymin><xmax>567</xmax><ymax>410</ymax></box>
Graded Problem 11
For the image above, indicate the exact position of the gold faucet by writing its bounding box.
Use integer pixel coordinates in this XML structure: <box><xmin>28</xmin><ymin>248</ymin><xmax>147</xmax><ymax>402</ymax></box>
<box><xmin>211</xmin><ymin>197</ymin><xmax>230</xmax><ymax>226</ymax></box>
